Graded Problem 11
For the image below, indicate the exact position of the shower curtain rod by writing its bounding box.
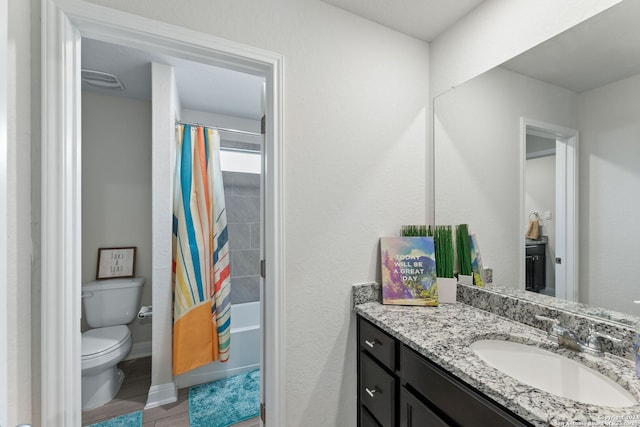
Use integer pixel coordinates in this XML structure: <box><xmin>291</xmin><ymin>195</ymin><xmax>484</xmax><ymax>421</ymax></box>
<box><xmin>175</xmin><ymin>120</ymin><xmax>262</xmax><ymax>137</ymax></box>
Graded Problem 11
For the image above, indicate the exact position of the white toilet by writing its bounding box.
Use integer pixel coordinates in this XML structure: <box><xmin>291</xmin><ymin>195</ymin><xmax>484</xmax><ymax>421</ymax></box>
<box><xmin>81</xmin><ymin>277</ymin><xmax>145</xmax><ymax>410</ymax></box>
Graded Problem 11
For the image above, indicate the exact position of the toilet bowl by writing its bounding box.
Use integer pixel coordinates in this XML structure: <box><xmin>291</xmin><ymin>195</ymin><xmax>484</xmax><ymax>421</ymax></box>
<box><xmin>81</xmin><ymin>277</ymin><xmax>144</xmax><ymax>410</ymax></box>
<box><xmin>81</xmin><ymin>325</ymin><xmax>132</xmax><ymax>410</ymax></box>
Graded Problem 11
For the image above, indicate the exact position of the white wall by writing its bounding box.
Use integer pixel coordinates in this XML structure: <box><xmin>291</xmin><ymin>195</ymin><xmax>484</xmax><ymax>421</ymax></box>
<box><xmin>578</xmin><ymin>72</ymin><xmax>640</xmax><ymax>314</ymax></box>
<box><xmin>82</xmin><ymin>1</ymin><xmax>430</xmax><ymax>425</ymax></box>
<box><xmin>82</xmin><ymin>91</ymin><xmax>152</xmax><ymax>346</ymax></box>
<box><xmin>434</xmin><ymin>66</ymin><xmax>577</xmax><ymax>287</ymax></box>
<box><xmin>525</xmin><ymin>155</ymin><xmax>556</xmax><ymax>291</ymax></box>
<box><xmin>0</xmin><ymin>0</ymin><xmax>6</xmax><ymax>422</ymax></box>
<box><xmin>6</xmin><ymin>0</ymin><xmax>32</xmax><ymax>424</ymax></box>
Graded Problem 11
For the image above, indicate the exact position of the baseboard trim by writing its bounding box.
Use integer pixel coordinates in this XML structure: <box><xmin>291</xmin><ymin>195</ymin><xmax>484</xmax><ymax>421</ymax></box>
<box><xmin>175</xmin><ymin>363</ymin><xmax>259</xmax><ymax>389</ymax></box>
<box><xmin>124</xmin><ymin>340</ymin><xmax>152</xmax><ymax>361</ymax></box>
<box><xmin>145</xmin><ymin>382</ymin><xmax>178</xmax><ymax>410</ymax></box>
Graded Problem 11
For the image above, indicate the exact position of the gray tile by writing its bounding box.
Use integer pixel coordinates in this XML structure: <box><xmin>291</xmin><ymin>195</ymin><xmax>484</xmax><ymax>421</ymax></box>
<box><xmin>226</xmin><ymin>195</ymin><xmax>260</xmax><ymax>224</ymax></box>
<box><xmin>232</xmin><ymin>417</ymin><xmax>261</xmax><ymax>427</ymax></box>
<box><xmin>231</xmin><ymin>276</ymin><xmax>260</xmax><ymax>304</ymax></box>
<box><xmin>222</xmin><ymin>170</ymin><xmax>234</xmax><ymax>184</ymax></box>
<box><xmin>250</xmin><ymin>222</ymin><xmax>261</xmax><ymax>250</ymax></box>
<box><xmin>226</xmin><ymin>196</ymin><xmax>260</xmax><ymax>223</ymax></box>
<box><xmin>228</xmin><ymin>223</ymin><xmax>251</xmax><ymax>250</ymax></box>
<box><xmin>152</xmin><ymin>411</ymin><xmax>190</xmax><ymax>427</ymax></box>
<box><xmin>223</xmin><ymin>171</ymin><xmax>237</xmax><ymax>196</ymax></box>
<box><xmin>232</xmin><ymin>172</ymin><xmax>260</xmax><ymax>196</ymax></box>
<box><xmin>231</xmin><ymin>249</ymin><xmax>260</xmax><ymax>278</ymax></box>
<box><xmin>223</xmin><ymin>171</ymin><xmax>260</xmax><ymax>197</ymax></box>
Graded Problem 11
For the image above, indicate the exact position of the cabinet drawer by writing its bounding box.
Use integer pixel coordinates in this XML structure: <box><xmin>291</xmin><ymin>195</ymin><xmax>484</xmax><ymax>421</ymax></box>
<box><xmin>525</xmin><ymin>244</ymin><xmax>545</xmax><ymax>256</ymax></box>
<box><xmin>359</xmin><ymin>317</ymin><xmax>397</xmax><ymax>370</ymax></box>
<box><xmin>401</xmin><ymin>346</ymin><xmax>531</xmax><ymax>427</ymax></box>
<box><xmin>400</xmin><ymin>387</ymin><xmax>448</xmax><ymax>427</ymax></box>
<box><xmin>360</xmin><ymin>353</ymin><xmax>396</xmax><ymax>427</ymax></box>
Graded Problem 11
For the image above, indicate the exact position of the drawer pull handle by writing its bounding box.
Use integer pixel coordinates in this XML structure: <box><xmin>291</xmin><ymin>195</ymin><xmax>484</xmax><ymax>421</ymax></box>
<box><xmin>364</xmin><ymin>339</ymin><xmax>377</xmax><ymax>348</ymax></box>
<box><xmin>365</xmin><ymin>387</ymin><xmax>377</xmax><ymax>398</ymax></box>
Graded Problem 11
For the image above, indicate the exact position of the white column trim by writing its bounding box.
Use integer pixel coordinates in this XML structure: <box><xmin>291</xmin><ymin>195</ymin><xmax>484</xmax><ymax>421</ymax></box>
<box><xmin>264</xmin><ymin>52</ymin><xmax>286</xmax><ymax>426</ymax></box>
<box><xmin>42</xmin><ymin>1</ymin><xmax>286</xmax><ymax>425</ymax></box>
<box><xmin>41</xmin><ymin>1</ymin><xmax>83</xmax><ymax>425</ymax></box>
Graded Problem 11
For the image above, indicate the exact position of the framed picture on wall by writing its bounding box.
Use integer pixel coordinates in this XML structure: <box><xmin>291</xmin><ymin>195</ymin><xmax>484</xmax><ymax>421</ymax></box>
<box><xmin>96</xmin><ymin>247</ymin><xmax>136</xmax><ymax>280</ymax></box>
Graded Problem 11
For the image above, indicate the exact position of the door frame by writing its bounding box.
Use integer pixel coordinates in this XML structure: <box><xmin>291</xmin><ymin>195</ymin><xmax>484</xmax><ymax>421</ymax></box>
<box><xmin>41</xmin><ymin>1</ymin><xmax>286</xmax><ymax>425</ymax></box>
<box><xmin>520</xmin><ymin>117</ymin><xmax>578</xmax><ymax>301</ymax></box>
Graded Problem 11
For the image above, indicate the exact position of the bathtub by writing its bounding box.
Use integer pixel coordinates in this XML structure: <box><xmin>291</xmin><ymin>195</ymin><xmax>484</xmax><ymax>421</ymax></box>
<box><xmin>175</xmin><ymin>301</ymin><xmax>261</xmax><ymax>389</ymax></box>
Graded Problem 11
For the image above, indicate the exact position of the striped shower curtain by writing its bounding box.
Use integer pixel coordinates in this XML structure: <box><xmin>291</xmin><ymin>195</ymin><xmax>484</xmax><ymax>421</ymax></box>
<box><xmin>173</xmin><ymin>124</ymin><xmax>231</xmax><ymax>376</ymax></box>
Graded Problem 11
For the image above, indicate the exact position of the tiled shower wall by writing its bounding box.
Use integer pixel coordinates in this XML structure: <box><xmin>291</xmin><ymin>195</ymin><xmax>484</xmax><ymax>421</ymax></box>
<box><xmin>223</xmin><ymin>170</ymin><xmax>260</xmax><ymax>304</ymax></box>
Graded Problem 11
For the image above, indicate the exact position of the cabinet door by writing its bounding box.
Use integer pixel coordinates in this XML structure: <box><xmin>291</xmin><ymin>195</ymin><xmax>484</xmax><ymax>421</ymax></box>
<box><xmin>525</xmin><ymin>255</ymin><xmax>534</xmax><ymax>290</ymax></box>
<box><xmin>400</xmin><ymin>387</ymin><xmax>448</xmax><ymax>427</ymax></box>
<box><xmin>401</xmin><ymin>346</ymin><xmax>531</xmax><ymax>427</ymax></box>
<box><xmin>361</xmin><ymin>406</ymin><xmax>382</xmax><ymax>427</ymax></box>
<box><xmin>532</xmin><ymin>255</ymin><xmax>545</xmax><ymax>290</ymax></box>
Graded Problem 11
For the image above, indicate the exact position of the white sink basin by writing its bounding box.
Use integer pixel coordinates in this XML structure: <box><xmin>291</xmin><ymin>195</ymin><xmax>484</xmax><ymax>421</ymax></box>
<box><xmin>470</xmin><ymin>339</ymin><xmax>637</xmax><ymax>408</ymax></box>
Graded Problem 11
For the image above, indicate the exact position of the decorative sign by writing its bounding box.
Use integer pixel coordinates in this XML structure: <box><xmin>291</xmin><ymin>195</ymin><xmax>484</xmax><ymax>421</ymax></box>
<box><xmin>96</xmin><ymin>247</ymin><xmax>136</xmax><ymax>279</ymax></box>
<box><xmin>470</xmin><ymin>233</ymin><xmax>486</xmax><ymax>287</ymax></box>
<box><xmin>381</xmin><ymin>237</ymin><xmax>438</xmax><ymax>306</ymax></box>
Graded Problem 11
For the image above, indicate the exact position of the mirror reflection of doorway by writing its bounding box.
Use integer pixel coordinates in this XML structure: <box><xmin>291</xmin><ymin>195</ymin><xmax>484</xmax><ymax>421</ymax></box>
<box><xmin>522</xmin><ymin>119</ymin><xmax>578</xmax><ymax>301</ymax></box>
<box><xmin>525</xmin><ymin>133</ymin><xmax>556</xmax><ymax>296</ymax></box>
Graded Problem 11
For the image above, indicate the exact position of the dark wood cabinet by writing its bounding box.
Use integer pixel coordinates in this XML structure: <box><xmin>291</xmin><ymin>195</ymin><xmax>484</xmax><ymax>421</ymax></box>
<box><xmin>399</xmin><ymin>387</ymin><xmax>448</xmax><ymax>427</ymax></box>
<box><xmin>358</xmin><ymin>317</ymin><xmax>398</xmax><ymax>427</ymax></box>
<box><xmin>360</xmin><ymin>352</ymin><xmax>396</xmax><ymax>426</ymax></box>
<box><xmin>525</xmin><ymin>243</ymin><xmax>546</xmax><ymax>292</ymax></box>
<box><xmin>357</xmin><ymin>316</ymin><xmax>533</xmax><ymax>427</ymax></box>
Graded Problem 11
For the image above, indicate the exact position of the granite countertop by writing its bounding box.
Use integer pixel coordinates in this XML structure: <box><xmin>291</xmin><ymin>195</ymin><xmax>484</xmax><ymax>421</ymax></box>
<box><xmin>355</xmin><ymin>301</ymin><xmax>640</xmax><ymax>427</ymax></box>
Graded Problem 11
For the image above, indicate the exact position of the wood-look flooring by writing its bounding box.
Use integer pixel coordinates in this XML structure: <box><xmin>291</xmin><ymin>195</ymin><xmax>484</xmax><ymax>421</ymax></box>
<box><xmin>82</xmin><ymin>357</ymin><xmax>260</xmax><ymax>427</ymax></box>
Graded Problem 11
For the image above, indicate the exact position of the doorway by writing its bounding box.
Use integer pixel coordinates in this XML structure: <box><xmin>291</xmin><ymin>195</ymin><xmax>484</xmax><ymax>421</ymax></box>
<box><xmin>41</xmin><ymin>1</ymin><xmax>285</xmax><ymax>425</ymax></box>
<box><xmin>80</xmin><ymin>38</ymin><xmax>266</xmax><ymax>422</ymax></box>
<box><xmin>521</xmin><ymin>118</ymin><xmax>578</xmax><ymax>302</ymax></box>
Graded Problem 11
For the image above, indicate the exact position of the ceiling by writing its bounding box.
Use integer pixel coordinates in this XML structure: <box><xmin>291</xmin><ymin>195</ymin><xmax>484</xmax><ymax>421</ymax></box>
<box><xmin>81</xmin><ymin>38</ymin><xmax>265</xmax><ymax>120</ymax></box>
<box><xmin>501</xmin><ymin>1</ymin><xmax>640</xmax><ymax>93</ymax></box>
<box><xmin>325</xmin><ymin>0</ymin><xmax>640</xmax><ymax>94</ymax></box>
<box><xmin>321</xmin><ymin>0</ymin><xmax>484</xmax><ymax>41</ymax></box>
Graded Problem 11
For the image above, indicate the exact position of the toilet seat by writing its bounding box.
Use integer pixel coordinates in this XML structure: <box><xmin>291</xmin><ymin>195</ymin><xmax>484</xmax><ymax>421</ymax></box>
<box><xmin>82</xmin><ymin>325</ymin><xmax>130</xmax><ymax>360</ymax></box>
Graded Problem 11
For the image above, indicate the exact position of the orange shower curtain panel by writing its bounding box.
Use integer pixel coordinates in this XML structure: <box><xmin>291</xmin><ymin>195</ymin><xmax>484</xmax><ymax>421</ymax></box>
<box><xmin>172</xmin><ymin>124</ymin><xmax>231</xmax><ymax>376</ymax></box>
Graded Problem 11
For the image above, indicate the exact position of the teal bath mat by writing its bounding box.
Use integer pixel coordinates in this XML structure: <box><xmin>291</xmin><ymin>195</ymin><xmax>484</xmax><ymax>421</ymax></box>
<box><xmin>189</xmin><ymin>369</ymin><xmax>260</xmax><ymax>427</ymax></box>
<box><xmin>87</xmin><ymin>410</ymin><xmax>143</xmax><ymax>427</ymax></box>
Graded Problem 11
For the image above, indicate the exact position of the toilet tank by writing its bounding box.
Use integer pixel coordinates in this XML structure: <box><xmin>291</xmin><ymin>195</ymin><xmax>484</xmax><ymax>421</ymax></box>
<box><xmin>82</xmin><ymin>277</ymin><xmax>145</xmax><ymax>328</ymax></box>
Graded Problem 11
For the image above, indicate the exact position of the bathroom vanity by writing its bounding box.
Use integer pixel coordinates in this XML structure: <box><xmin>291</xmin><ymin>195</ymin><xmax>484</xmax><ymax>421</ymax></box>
<box><xmin>353</xmin><ymin>283</ymin><xmax>640</xmax><ymax>427</ymax></box>
<box><xmin>358</xmin><ymin>316</ymin><xmax>530</xmax><ymax>426</ymax></box>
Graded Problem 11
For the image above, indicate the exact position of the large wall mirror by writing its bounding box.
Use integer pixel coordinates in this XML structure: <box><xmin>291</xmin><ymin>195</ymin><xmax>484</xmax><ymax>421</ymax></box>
<box><xmin>434</xmin><ymin>0</ymin><xmax>640</xmax><ymax>320</ymax></box>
